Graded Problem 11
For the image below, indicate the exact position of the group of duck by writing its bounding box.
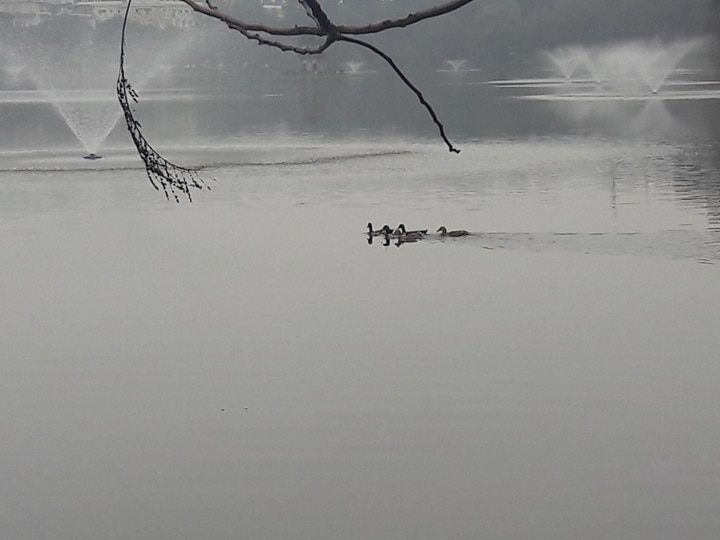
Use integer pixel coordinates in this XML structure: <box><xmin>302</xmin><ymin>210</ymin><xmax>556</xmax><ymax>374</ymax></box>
<box><xmin>367</xmin><ymin>222</ymin><xmax>470</xmax><ymax>243</ymax></box>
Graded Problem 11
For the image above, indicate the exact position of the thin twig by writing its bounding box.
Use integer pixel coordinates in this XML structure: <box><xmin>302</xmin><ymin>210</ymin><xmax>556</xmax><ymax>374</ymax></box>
<box><xmin>116</xmin><ymin>0</ymin><xmax>210</xmax><ymax>202</ymax></box>
<box><xmin>339</xmin><ymin>35</ymin><xmax>460</xmax><ymax>153</ymax></box>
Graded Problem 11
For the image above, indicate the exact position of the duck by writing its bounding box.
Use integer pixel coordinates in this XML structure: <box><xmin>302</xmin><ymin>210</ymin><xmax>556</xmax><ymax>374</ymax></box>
<box><xmin>367</xmin><ymin>222</ymin><xmax>392</xmax><ymax>236</ymax></box>
<box><xmin>395</xmin><ymin>230</ymin><xmax>425</xmax><ymax>243</ymax></box>
<box><xmin>437</xmin><ymin>226</ymin><xmax>469</xmax><ymax>237</ymax></box>
<box><xmin>392</xmin><ymin>223</ymin><xmax>428</xmax><ymax>238</ymax></box>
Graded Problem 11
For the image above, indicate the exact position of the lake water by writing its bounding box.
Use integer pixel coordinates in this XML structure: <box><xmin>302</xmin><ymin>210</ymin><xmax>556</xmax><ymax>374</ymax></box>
<box><xmin>1</xmin><ymin>70</ymin><xmax>720</xmax><ymax>540</ymax></box>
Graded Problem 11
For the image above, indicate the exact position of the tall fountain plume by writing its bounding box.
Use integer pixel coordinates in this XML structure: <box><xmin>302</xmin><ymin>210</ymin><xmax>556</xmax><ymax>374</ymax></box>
<box><xmin>543</xmin><ymin>46</ymin><xmax>584</xmax><ymax>80</ymax></box>
<box><xmin>445</xmin><ymin>59</ymin><xmax>468</xmax><ymax>72</ymax></box>
<box><xmin>344</xmin><ymin>60</ymin><xmax>365</xmax><ymax>73</ymax></box>
<box><xmin>0</xmin><ymin>18</ymin><xmax>211</xmax><ymax>158</ymax></box>
<box><xmin>544</xmin><ymin>37</ymin><xmax>706</xmax><ymax>94</ymax></box>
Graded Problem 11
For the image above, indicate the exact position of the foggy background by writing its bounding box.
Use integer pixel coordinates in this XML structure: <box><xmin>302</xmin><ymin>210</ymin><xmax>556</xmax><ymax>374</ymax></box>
<box><xmin>2</xmin><ymin>0</ymin><xmax>717</xmax><ymax>86</ymax></box>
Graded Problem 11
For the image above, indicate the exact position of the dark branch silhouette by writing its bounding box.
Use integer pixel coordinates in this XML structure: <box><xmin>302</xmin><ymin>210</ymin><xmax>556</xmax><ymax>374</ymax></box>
<box><xmin>118</xmin><ymin>0</ymin><xmax>475</xmax><ymax>200</ymax></box>
<box><xmin>117</xmin><ymin>1</ymin><xmax>209</xmax><ymax>202</ymax></box>
<box><xmin>339</xmin><ymin>35</ymin><xmax>460</xmax><ymax>154</ymax></box>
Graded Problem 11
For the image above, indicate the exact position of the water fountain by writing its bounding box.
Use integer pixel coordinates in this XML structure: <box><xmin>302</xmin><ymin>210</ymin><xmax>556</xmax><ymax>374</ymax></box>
<box><xmin>0</xmin><ymin>19</ymin><xmax>210</xmax><ymax>159</ymax></box>
<box><xmin>0</xmin><ymin>25</ymin><xmax>119</xmax><ymax>158</ymax></box>
<box><xmin>544</xmin><ymin>38</ymin><xmax>705</xmax><ymax>95</ymax></box>
<box><xmin>1</xmin><ymin>62</ymin><xmax>26</xmax><ymax>84</ymax></box>
<box><xmin>634</xmin><ymin>39</ymin><xmax>703</xmax><ymax>94</ymax></box>
<box><xmin>543</xmin><ymin>46</ymin><xmax>584</xmax><ymax>80</ymax></box>
<box><xmin>516</xmin><ymin>37</ymin><xmax>719</xmax><ymax>138</ymax></box>
<box><xmin>445</xmin><ymin>59</ymin><xmax>468</xmax><ymax>72</ymax></box>
<box><xmin>344</xmin><ymin>61</ymin><xmax>365</xmax><ymax>73</ymax></box>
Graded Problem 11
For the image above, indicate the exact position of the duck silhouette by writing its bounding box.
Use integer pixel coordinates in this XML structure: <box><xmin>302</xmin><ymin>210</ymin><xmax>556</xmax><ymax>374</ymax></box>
<box><xmin>437</xmin><ymin>226</ymin><xmax>469</xmax><ymax>237</ymax></box>
<box><xmin>392</xmin><ymin>224</ymin><xmax>428</xmax><ymax>238</ymax></box>
<box><xmin>367</xmin><ymin>222</ymin><xmax>392</xmax><ymax>236</ymax></box>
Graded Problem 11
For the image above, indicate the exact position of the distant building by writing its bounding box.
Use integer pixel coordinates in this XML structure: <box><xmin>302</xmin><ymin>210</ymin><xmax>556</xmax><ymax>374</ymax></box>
<box><xmin>74</xmin><ymin>0</ymin><xmax>194</xmax><ymax>28</ymax></box>
<box><xmin>0</xmin><ymin>0</ymin><xmax>71</xmax><ymax>26</ymax></box>
<box><xmin>0</xmin><ymin>0</ymin><xmax>195</xmax><ymax>28</ymax></box>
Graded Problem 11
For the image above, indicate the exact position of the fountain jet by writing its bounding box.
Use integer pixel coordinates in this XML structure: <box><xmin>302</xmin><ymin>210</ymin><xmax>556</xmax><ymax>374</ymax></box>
<box><xmin>0</xmin><ymin>21</ymin><xmax>211</xmax><ymax>157</ymax></box>
<box><xmin>344</xmin><ymin>61</ymin><xmax>364</xmax><ymax>73</ymax></box>
<box><xmin>544</xmin><ymin>38</ymin><xmax>705</xmax><ymax>95</ymax></box>
<box><xmin>446</xmin><ymin>59</ymin><xmax>467</xmax><ymax>72</ymax></box>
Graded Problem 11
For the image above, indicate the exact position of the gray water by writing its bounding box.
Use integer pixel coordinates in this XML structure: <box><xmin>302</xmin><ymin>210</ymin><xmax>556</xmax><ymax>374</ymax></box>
<box><xmin>2</xmin><ymin>71</ymin><xmax>720</xmax><ymax>540</ymax></box>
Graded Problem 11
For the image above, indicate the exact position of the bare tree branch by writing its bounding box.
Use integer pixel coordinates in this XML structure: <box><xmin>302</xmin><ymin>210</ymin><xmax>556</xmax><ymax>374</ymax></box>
<box><xmin>118</xmin><ymin>0</ymin><xmax>475</xmax><ymax>199</ymax></box>
<box><xmin>117</xmin><ymin>1</ymin><xmax>210</xmax><ymax>202</ymax></box>
<box><xmin>237</xmin><ymin>28</ymin><xmax>333</xmax><ymax>55</ymax></box>
<box><xmin>339</xmin><ymin>35</ymin><xmax>461</xmax><ymax>153</ymax></box>
<box><xmin>177</xmin><ymin>0</ymin><xmax>476</xmax><ymax>36</ymax></box>
<box><xmin>299</xmin><ymin>0</ymin><xmax>337</xmax><ymax>32</ymax></box>
<box><xmin>176</xmin><ymin>1</ymin><xmax>472</xmax><ymax>150</ymax></box>
<box><xmin>180</xmin><ymin>0</ymin><xmax>323</xmax><ymax>36</ymax></box>
<box><xmin>336</xmin><ymin>0</ymin><xmax>478</xmax><ymax>35</ymax></box>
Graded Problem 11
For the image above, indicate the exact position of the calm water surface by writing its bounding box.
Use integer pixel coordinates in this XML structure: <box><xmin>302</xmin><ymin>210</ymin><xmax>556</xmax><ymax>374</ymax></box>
<box><xmin>2</xmin><ymin>82</ymin><xmax>720</xmax><ymax>540</ymax></box>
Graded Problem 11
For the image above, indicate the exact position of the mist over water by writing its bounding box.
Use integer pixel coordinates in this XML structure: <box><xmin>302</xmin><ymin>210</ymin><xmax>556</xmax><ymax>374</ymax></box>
<box><xmin>2</xmin><ymin>18</ymin><xmax>720</xmax><ymax>540</ymax></box>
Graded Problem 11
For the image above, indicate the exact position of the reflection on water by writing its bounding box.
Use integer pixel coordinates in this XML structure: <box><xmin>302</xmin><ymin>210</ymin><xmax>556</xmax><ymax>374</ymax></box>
<box><xmin>2</xmin><ymin>135</ymin><xmax>719</xmax><ymax>232</ymax></box>
<box><xmin>2</xmin><ymin>74</ymin><xmax>720</xmax><ymax>540</ymax></box>
<box><xmin>368</xmin><ymin>227</ymin><xmax>720</xmax><ymax>263</ymax></box>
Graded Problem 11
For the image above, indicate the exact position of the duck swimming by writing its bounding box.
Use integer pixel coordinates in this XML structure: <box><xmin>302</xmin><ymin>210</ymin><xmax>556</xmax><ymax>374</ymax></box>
<box><xmin>437</xmin><ymin>226</ymin><xmax>469</xmax><ymax>237</ymax></box>
<box><xmin>392</xmin><ymin>224</ymin><xmax>428</xmax><ymax>238</ymax></box>
<box><xmin>367</xmin><ymin>223</ymin><xmax>392</xmax><ymax>236</ymax></box>
<box><xmin>396</xmin><ymin>230</ymin><xmax>424</xmax><ymax>242</ymax></box>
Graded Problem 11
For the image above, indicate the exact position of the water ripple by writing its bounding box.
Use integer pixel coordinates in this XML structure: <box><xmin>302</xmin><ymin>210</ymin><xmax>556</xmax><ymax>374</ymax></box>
<box><xmin>379</xmin><ymin>230</ymin><xmax>720</xmax><ymax>263</ymax></box>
